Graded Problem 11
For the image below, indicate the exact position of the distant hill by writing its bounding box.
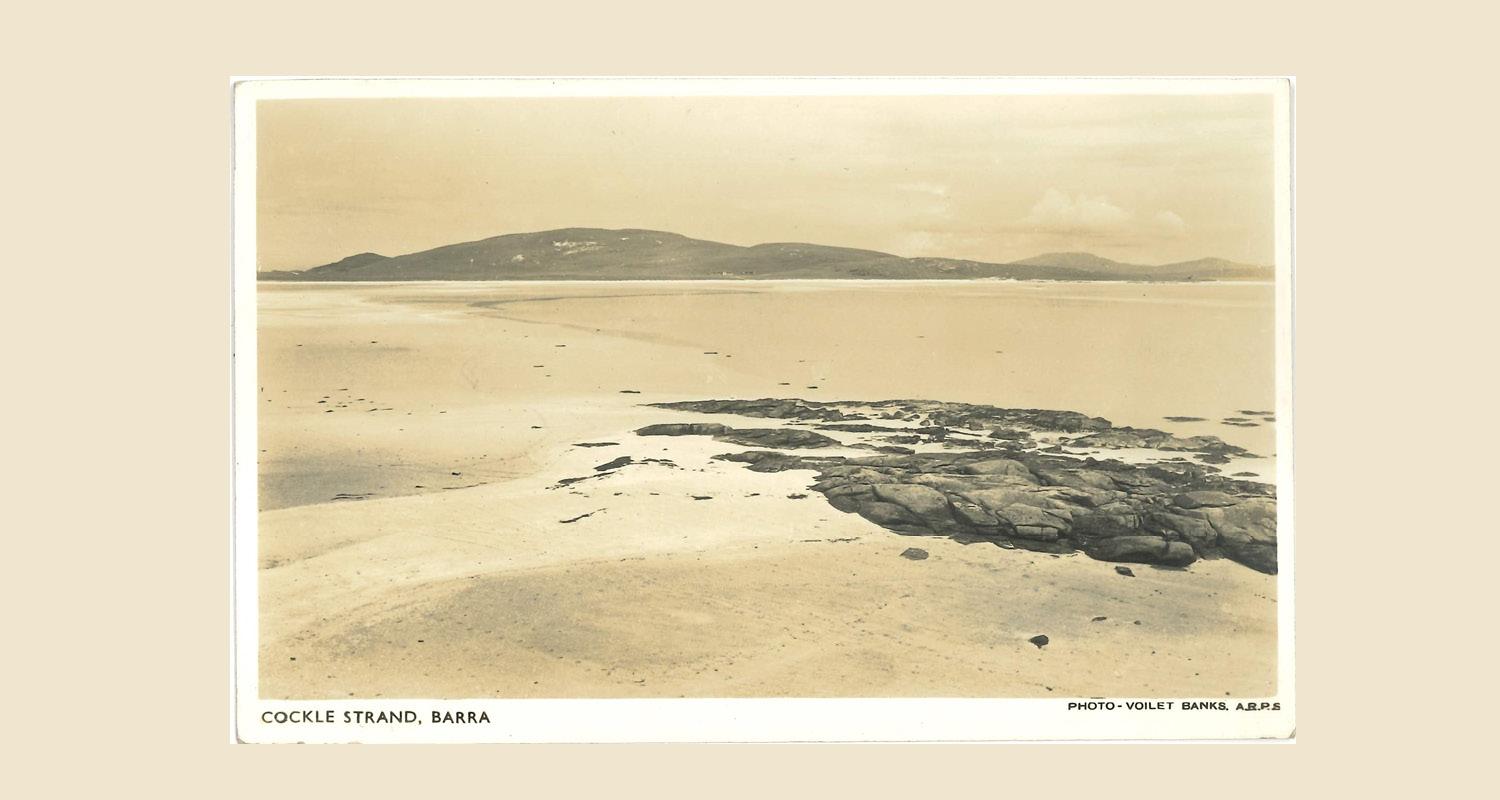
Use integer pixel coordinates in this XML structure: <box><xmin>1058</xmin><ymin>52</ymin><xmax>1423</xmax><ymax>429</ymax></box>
<box><xmin>1010</xmin><ymin>252</ymin><xmax>1135</xmax><ymax>271</ymax></box>
<box><xmin>259</xmin><ymin>228</ymin><xmax>1272</xmax><ymax>283</ymax></box>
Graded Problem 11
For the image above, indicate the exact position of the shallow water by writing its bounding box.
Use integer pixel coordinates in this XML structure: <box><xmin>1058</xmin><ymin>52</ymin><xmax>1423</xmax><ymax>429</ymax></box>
<box><xmin>457</xmin><ymin>280</ymin><xmax>1278</xmax><ymax>454</ymax></box>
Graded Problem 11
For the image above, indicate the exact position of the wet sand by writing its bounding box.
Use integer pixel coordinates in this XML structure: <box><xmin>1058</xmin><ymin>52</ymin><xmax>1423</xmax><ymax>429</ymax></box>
<box><xmin>257</xmin><ymin>280</ymin><xmax>1277</xmax><ymax>698</ymax></box>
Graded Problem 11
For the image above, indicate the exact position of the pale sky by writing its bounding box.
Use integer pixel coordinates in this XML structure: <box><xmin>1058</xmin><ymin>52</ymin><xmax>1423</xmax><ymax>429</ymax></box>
<box><xmin>257</xmin><ymin>93</ymin><xmax>1275</xmax><ymax>270</ymax></box>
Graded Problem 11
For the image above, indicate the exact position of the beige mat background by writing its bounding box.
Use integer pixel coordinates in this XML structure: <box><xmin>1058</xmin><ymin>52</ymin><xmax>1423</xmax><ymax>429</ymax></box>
<box><xmin>5</xmin><ymin>0</ymin><xmax>1489</xmax><ymax>794</ymax></box>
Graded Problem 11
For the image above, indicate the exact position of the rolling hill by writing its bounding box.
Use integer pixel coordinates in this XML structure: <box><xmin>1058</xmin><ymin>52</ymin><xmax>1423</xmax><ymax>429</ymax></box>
<box><xmin>259</xmin><ymin>228</ymin><xmax>1272</xmax><ymax>283</ymax></box>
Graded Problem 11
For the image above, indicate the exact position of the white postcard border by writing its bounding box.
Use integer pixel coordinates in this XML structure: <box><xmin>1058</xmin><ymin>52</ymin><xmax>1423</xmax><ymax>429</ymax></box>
<box><xmin>231</xmin><ymin>76</ymin><xmax>1295</xmax><ymax>743</ymax></box>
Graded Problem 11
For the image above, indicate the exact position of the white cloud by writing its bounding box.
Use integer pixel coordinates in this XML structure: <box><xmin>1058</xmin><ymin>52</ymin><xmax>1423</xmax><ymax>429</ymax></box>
<box><xmin>1021</xmin><ymin>189</ymin><xmax>1132</xmax><ymax>230</ymax></box>
<box><xmin>1151</xmin><ymin>210</ymin><xmax>1188</xmax><ymax>236</ymax></box>
<box><xmin>1018</xmin><ymin>190</ymin><xmax>1188</xmax><ymax>242</ymax></box>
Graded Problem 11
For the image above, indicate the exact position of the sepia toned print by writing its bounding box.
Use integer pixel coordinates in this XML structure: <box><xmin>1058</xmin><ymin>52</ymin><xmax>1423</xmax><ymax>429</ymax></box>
<box><xmin>239</xmin><ymin>79</ymin><xmax>1292</xmax><ymax>740</ymax></box>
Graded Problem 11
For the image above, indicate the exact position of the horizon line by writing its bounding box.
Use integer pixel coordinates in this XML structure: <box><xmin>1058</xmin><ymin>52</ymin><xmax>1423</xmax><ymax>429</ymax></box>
<box><xmin>258</xmin><ymin>226</ymin><xmax>1268</xmax><ymax>273</ymax></box>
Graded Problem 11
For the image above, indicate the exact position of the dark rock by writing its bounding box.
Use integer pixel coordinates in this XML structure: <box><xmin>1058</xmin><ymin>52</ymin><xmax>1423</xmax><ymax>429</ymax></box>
<box><xmin>1171</xmin><ymin>490</ymin><xmax>1240</xmax><ymax>509</ymax></box>
<box><xmin>987</xmin><ymin>428</ymin><xmax>1033</xmax><ymax>441</ymax></box>
<box><xmin>817</xmin><ymin>423</ymin><xmax>904</xmax><ymax>433</ymax></box>
<box><xmin>915</xmin><ymin>426</ymin><xmax>950</xmax><ymax>441</ymax></box>
<box><xmin>636</xmin><ymin>423</ymin><xmax>732</xmax><ymax>437</ymax></box>
<box><xmin>637</xmin><ymin>421</ymin><xmax>838</xmax><ymax>449</ymax></box>
<box><xmin>653</xmin><ymin>398</ymin><xmax>859</xmax><ymax>422</ymax></box>
<box><xmin>1071</xmin><ymin>507</ymin><xmax>1138</xmax><ymax>537</ymax></box>
<box><xmin>714</xmin><ymin>428</ymin><xmax>840</xmax><ymax>449</ymax></box>
<box><xmin>1087</xmin><ymin>536</ymin><xmax>1196</xmax><ymax>566</ymax></box>
<box><xmin>649</xmin><ymin>397</ymin><xmax>1109</xmax><ymax>432</ymax></box>
<box><xmin>874</xmin><ymin>483</ymin><xmax>950</xmax><ymax>515</ymax></box>
<box><xmin>1028</xmin><ymin>635</ymin><xmax>1049</xmax><ymax>649</ymax></box>
<box><xmin>899</xmin><ymin>547</ymin><xmax>929</xmax><ymax>560</ymax></box>
<box><xmin>714</xmin><ymin>450</ymin><xmax>836</xmax><ymax>473</ymax></box>
<box><xmin>1115</xmin><ymin>566</ymin><xmax>1136</xmax><ymax>577</ymax></box>
<box><xmin>959</xmin><ymin>458</ymin><xmax>1035</xmax><ymax>479</ymax></box>
<box><xmin>1146</xmin><ymin>511</ymin><xmax>1219</xmax><ymax>552</ymax></box>
<box><xmin>1071</xmin><ymin>426</ymin><xmax>1252</xmax><ymax>458</ymax></box>
<box><xmin>635</xmin><ymin>397</ymin><xmax>1277</xmax><ymax>573</ymax></box>
<box><xmin>574</xmin><ymin>442</ymin><xmax>619</xmax><ymax>448</ymax></box>
<box><xmin>1164</xmin><ymin>416</ymin><xmax>1207</xmax><ymax>422</ymax></box>
<box><xmin>594</xmin><ymin>456</ymin><xmax>633</xmax><ymax>471</ymax></box>
<box><xmin>1202</xmin><ymin>498</ymin><xmax>1278</xmax><ymax>574</ymax></box>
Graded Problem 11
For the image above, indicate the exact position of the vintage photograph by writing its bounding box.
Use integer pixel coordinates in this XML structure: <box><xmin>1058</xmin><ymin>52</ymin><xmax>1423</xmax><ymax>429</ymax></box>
<box><xmin>236</xmin><ymin>78</ymin><xmax>1292</xmax><ymax>740</ymax></box>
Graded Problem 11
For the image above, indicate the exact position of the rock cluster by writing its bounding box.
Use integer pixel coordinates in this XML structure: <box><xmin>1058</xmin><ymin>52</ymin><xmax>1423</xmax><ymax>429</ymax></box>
<box><xmin>639</xmin><ymin>398</ymin><xmax>1277</xmax><ymax>574</ymax></box>
<box><xmin>637</xmin><ymin>423</ymin><xmax>839</xmax><ymax>449</ymax></box>
<box><xmin>718</xmin><ymin>447</ymin><xmax>1277</xmax><ymax>573</ymax></box>
<box><xmin>651</xmin><ymin>398</ymin><xmax>1251</xmax><ymax>459</ymax></box>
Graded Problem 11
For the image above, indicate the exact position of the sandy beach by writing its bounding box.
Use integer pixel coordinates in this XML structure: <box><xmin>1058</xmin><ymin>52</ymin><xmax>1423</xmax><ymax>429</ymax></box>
<box><xmin>257</xmin><ymin>280</ymin><xmax>1277</xmax><ymax>699</ymax></box>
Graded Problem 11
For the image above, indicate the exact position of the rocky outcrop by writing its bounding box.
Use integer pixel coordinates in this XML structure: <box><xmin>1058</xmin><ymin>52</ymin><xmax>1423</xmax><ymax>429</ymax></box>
<box><xmin>651</xmin><ymin>398</ymin><xmax>1249</xmax><ymax>458</ymax></box>
<box><xmin>714</xmin><ymin>428</ymin><xmax>840</xmax><ymax>449</ymax></box>
<box><xmin>636</xmin><ymin>422</ymin><xmax>838</xmax><ymax>449</ymax></box>
<box><xmin>715</xmin><ymin>447</ymin><xmax>1278</xmax><ymax>573</ymax></box>
<box><xmin>639</xmin><ymin>398</ymin><xmax>1278</xmax><ymax>574</ymax></box>
<box><xmin>636</xmin><ymin>423</ymin><xmax>734</xmax><ymax>437</ymax></box>
<box><xmin>651</xmin><ymin>398</ymin><xmax>1112</xmax><ymax>432</ymax></box>
<box><xmin>1068</xmin><ymin>427</ymin><xmax>1253</xmax><ymax>458</ymax></box>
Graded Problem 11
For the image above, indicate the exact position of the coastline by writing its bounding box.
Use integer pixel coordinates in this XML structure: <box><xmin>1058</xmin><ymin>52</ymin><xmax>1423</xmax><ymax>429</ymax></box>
<box><xmin>256</xmin><ymin>280</ymin><xmax>1278</xmax><ymax>699</ymax></box>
